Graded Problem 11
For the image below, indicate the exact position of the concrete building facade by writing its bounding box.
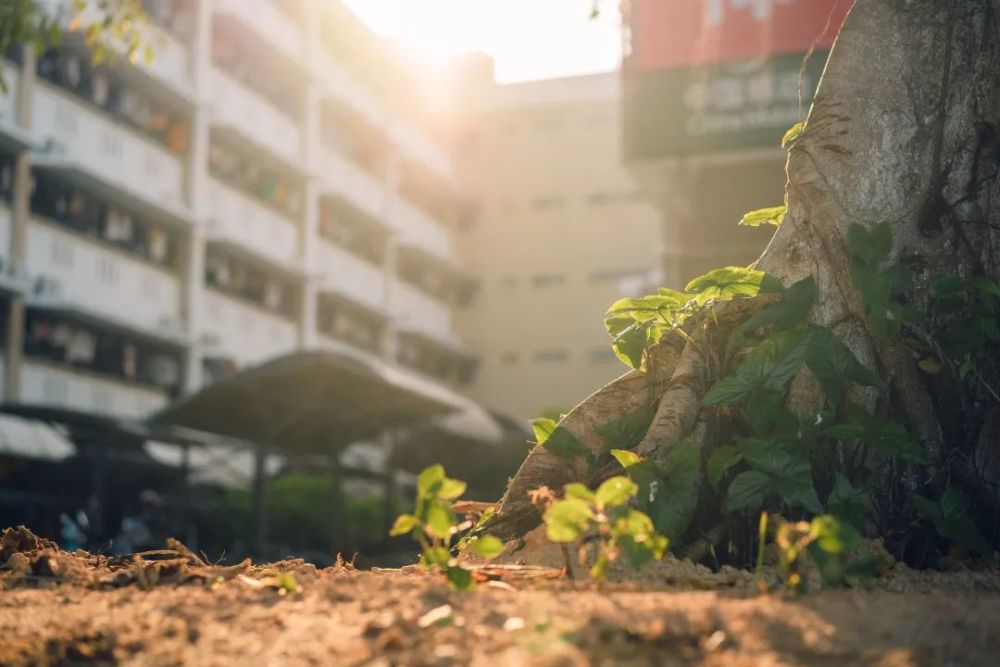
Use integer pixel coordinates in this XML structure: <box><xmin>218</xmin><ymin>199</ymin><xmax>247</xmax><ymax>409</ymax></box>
<box><xmin>0</xmin><ymin>0</ymin><xmax>477</xmax><ymax>421</ymax></box>
<box><xmin>455</xmin><ymin>73</ymin><xmax>664</xmax><ymax>420</ymax></box>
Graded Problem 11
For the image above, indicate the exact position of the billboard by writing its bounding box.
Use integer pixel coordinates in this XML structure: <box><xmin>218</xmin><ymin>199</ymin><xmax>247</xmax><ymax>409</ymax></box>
<box><xmin>623</xmin><ymin>0</ymin><xmax>853</xmax><ymax>160</ymax></box>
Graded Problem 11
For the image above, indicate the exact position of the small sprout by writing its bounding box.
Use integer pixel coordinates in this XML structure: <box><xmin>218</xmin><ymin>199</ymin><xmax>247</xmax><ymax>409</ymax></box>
<box><xmin>275</xmin><ymin>572</ymin><xmax>298</xmax><ymax>595</ymax></box>
<box><xmin>542</xmin><ymin>476</ymin><xmax>668</xmax><ymax>580</ymax></box>
<box><xmin>391</xmin><ymin>465</ymin><xmax>502</xmax><ymax>591</ymax></box>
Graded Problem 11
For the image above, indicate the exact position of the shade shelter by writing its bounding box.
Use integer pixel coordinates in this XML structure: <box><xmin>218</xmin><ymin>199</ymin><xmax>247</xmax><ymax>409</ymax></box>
<box><xmin>148</xmin><ymin>350</ymin><xmax>466</xmax><ymax>556</ymax></box>
<box><xmin>0</xmin><ymin>404</ymin><xmax>217</xmax><ymax>547</ymax></box>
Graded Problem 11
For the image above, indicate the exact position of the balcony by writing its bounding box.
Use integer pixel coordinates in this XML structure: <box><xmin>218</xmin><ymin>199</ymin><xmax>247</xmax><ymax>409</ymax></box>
<box><xmin>25</xmin><ymin>219</ymin><xmax>184</xmax><ymax>340</ymax></box>
<box><xmin>319</xmin><ymin>147</ymin><xmax>385</xmax><ymax>221</ymax></box>
<box><xmin>0</xmin><ymin>66</ymin><xmax>33</xmax><ymax>152</ymax></box>
<box><xmin>389</xmin><ymin>282</ymin><xmax>454</xmax><ymax>344</ymax></box>
<box><xmin>315</xmin><ymin>239</ymin><xmax>386</xmax><ymax>313</ymax></box>
<box><xmin>214</xmin><ymin>0</ymin><xmax>304</xmax><ymax>66</ymax></box>
<box><xmin>201</xmin><ymin>289</ymin><xmax>298</xmax><ymax>367</ymax></box>
<box><xmin>206</xmin><ymin>178</ymin><xmax>300</xmax><ymax>269</ymax></box>
<box><xmin>32</xmin><ymin>82</ymin><xmax>187</xmax><ymax>218</ymax></box>
<box><xmin>20</xmin><ymin>360</ymin><xmax>169</xmax><ymax>419</ymax></box>
<box><xmin>391</xmin><ymin>195</ymin><xmax>453</xmax><ymax>259</ymax></box>
<box><xmin>209</xmin><ymin>69</ymin><xmax>303</xmax><ymax>168</ymax></box>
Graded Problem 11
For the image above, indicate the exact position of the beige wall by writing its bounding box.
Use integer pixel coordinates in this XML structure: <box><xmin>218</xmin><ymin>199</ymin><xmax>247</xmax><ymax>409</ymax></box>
<box><xmin>455</xmin><ymin>74</ymin><xmax>663</xmax><ymax>421</ymax></box>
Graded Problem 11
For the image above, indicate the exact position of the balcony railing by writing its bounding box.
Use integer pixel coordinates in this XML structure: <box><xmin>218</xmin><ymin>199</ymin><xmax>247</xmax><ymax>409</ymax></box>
<box><xmin>319</xmin><ymin>147</ymin><xmax>385</xmax><ymax>221</ymax></box>
<box><xmin>201</xmin><ymin>289</ymin><xmax>298</xmax><ymax>367</ymax></box>
<box><xmin>20</xmin><ymin>360</ymin><xmax>169</xmax><ymax>419</ymax></box>
<box><xmin>315</xmin><ymin>239</ymin><xmax>386</xmax><ymax>313</ymax></box>
<box><xmin>206</xmin><ymin>178</ymin><xmax>300</xmax><ymax>269</ymax></box>
<box><xmin>391</xmin><ymin>195</ymin><xmax>453</xmax><ymax>259</ymax></box>
<box><xmin>390</xmin><ymin>282</ymin><xmax>454</xmax><ymax>343</ymax></box>
<box><xmin>26</xmin><ymin>218</ymin><xmax>184</xmax><ymax>338</ymax></box>
<box><xmin>32</xmin><ymin>82</ymin><xmax>186</xmax><ymax>213</ymax></box>
<box><xmin>214</xmin><ymin>0</ymin><xmax>304</xmax><ymax>65</ymax></box>
<box><xmin>209</xmin><ymin>69</ymin><xmax>302</xmax><ymax>166</ymax></box>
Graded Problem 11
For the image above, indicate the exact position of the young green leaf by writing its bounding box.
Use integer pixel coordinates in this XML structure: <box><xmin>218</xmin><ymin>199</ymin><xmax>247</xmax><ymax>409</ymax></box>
<box><xmin>781</xmin><ymin>121</ymin><xmax>804</xmax><ymax>148</ymax></box>
<box><xmin>595</xmin><ymin>476</ymin><xmax>638</xmax><ymax>509</ymax></box>
<box><xmin>685</xmin><ymin>267</ymin><xmax>783</xmax><ymax>305</ymax></box>
<box><xmin>739</xmin><ymin>205</ymin><xmax>787</xmax><ymax>228</ymax></box>
<box><xmin>741</xmin><ymin>276</ymin><xmax>816</xmax><ymax>333</ymax></box>
<box><xmin>446</xmin><ymin>565</ymin><xmax>475</xmax><ymax>591</ymax></box>
<box><xmin>424</xmin><ymin>500</ymin><xmax>457</xmax><ymax>539</ymax></box>
<box><xmin>610</xmin><ymin>448</ymin><xmax>643</xmax><ymax>469</ymax></box>
<box><xmin>544</xmin><ymin>498</ymin><xmax>593</xmax><ymax>542</ymax></box>
<box><xmin>805</xmin><ymin>325</ymin><xmax>879</xmax><ymax>403</ymax></box>
<box><xmin>389</xmin><ymin>514</ymin><xmax>418</xmax><ymax>537</ymax></box>
<box><xmin>646</xmin><ymin>438</ymin><xmax>701</xmax><ymax>541</ymax></box>
<box><xmin>465</xmin><ymin>535</ymin><xmax>505</xmax><ymax>559</ymax></box>
<box><xmin>824</xmin><ymin>405</ymin><xmax>925</xmax><ymax>463</ymax></box>
<box><xmin>725</xmin><ymin>470</ymin><xmax>771</xmax><ymax>512</ymax></box>
<box><xmin>564</xmin><ymin>482</ymin><xmax>596</xmax><ymax>502</ymax></box>
<box><xmin>531</xmin><ymin>417</ymin><xmax>558</xmax><ymax>445</ymax></box>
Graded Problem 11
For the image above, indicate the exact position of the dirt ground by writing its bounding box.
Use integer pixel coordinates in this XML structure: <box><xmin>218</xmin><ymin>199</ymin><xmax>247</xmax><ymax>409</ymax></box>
<box><xmin>3</xmin><ymin>527</ymin><xmax>1000</xmax><ymax>667</ymax></box>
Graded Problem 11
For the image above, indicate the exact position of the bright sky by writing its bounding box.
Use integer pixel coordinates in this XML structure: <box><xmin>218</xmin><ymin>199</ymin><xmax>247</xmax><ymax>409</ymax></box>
<box><xmin>340</xmin><ymin>0</ymin><xmax>622</xmax><ymax>83</ymax></box>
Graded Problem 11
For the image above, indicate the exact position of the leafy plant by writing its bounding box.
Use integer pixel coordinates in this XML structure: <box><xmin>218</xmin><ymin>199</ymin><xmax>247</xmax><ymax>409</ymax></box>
<box><xmin>532</xmin><ymin>417</ymin><xmax>588</xmax><ymax>463</ymax></box>
<box><xmin>542</xmin><ymin>477</ymin><xmax>668</xmax><ymax>579</ymax></box>
<box><xmin>911</xmin><ymin>487</ymin><xmax>992</xmax><ymax>557</ymax></box>
<box><xmin>846</xmin><ymin>222</ymin><xmax>917</xmax><ymax>336</ymax></box>
<box><xmin>390</xmin><ymin>465</ymin><xmax>503</xmax><ymax>590</ymax></box>
<box><xmin>772</xmin><ymin>514</ymin><xmax>875</xmax><ymax>591</ymax></box>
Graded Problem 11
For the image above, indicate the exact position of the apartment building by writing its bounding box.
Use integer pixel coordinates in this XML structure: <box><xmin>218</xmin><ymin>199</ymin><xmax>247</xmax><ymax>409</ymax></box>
<box><xmin>454</xmin><ymin>73</ymin><xmax>664</xmax><ymax>421</ymax></box>
<box><xmin>0</xmin><ymin>0</ymin><xmax>477</xmax><ymax>421</ymax></box>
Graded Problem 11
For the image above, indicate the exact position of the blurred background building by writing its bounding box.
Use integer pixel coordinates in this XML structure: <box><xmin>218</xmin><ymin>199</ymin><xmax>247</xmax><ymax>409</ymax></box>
<box><xmin>0</xmin><ymin>0</ymin><xmax>478</xmax><ymax>419</ymax></box>
<box><xmin>453</xmin><ymin>69</ymin><xmax>663</xmax><ymax>420</ymax></box>
<box><xmin>621</xmin><ymin>0</ymin><xmax>851</xmax><ymax>286</ymax></box>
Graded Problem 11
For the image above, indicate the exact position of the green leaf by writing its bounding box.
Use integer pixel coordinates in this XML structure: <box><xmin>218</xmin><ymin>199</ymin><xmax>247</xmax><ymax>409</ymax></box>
<box><xmin>417</xmin><ymin>465</ymin><xmax>446</xmax><ymax>498</ymax></box>
<box><xmin>912</xmin><ymin>488</ymin><xmax>992</xmax><ymax>557</ymax></box>
<box><xmin>610</xmin><ymin>449</ymin><xmax>643</xmax><ymax>469</ymax></box>
<box><xmin>736</xmin><ymin>439</ymin><xmax>821</xmax><ymax>513</ymax></box>
<box><xmin>605</xmin><ymin>316</ymin><xmax>662</xmax><ymax>370</ymax></box>
<box><xmin>595</xmin><ymin>476</ymin><xmax>638</xmax><ymax>509</ymax></box>
<box><xmin>541</xmin><ymin>426</ymin><xmax>589</xmax><ymax>463</ymax></box>
<box><xmin>389</xmin><ymin>514</ymin><xmax>418</xmax><ymax>537</ymax></box>
<box><xmin>847</xmin><ymin>223</ymin><xmax>892</xmax><ymax>266</ymax></box>
<box><xmin>544</xmin><ymin>498</ymin><xmax>593</xmax><ymax>542</ymax></box>
<box><xmin>810</xmin><ymin>514</ymin><xmax>861</xmax><ymax>554</ymax></box>
<box><xmin>685</xmin><ymin>267</ymin><xmax>782</xmax><ymax>305</ymax></box>
<box><xmin>741</xmin><ymin>276</ymin><xmax>816</xmax><ymax>333</ymax></box>
<box><xmin>701</xmin><ymin>373</ymin><xmax>755</xmax><ymax>406</ymax></box>
<box><xmin>564</xmin><ymin>483</ymin><xmax>596</xmax><ymax>502</ymax></box>
<box><xmin>826</xmin><ymin>473</ymin><xmax>869</xmax><ymax>531</ymax></box>
<box><xmin>531</xmin><ymin>418</ymin><xmax>558</xmax><ymax>445</ymax></box>
<box><xmin>726</xmin><ymin>470</ymin><xmax>771</xmax><ymax>511</ymax></box>
<box><xmin>437</xmin><ymin>478</ymin><xmax>467</xmax><ymax>501</ymax></box>
<box><xmin>703</xmin><ymin>328</ymin><xmax>811</xmax><ymax>406</ymax></box>
<box><xmin>707</xmin><ymin>446</ymin><xmax>743</xmax><ymax>490</ymax></box>
<box><xmin>739</xmin><ymin>205</ymin><xmax>786</xmax><ymax>228</ymax></box>
<box><xmin>446</xmin><ymin>565</ymin><xmax>475</xmax><ymax>591</ymax></box>
<box><xmin>781</xmin><ymin>121</ymin><xmax>804</xmax><ymax>148</ymax></box>
<box><xmin>647</xmin><ymin>439</ymin><xmax>701</xmax><ymax>541</ymax></box>
<box><xmin>824</xmin><ymin>406</ymin><xmax>925</xmax><ymax>464</ymax></box>
<box><xmin>606</xmin><ymin>292</ymin><xmax>688</xmax><ymax>325</ymax></box>
<box><xmin>466</xmin><ymin>535</ymin><xmax>504</xmax><ymax>560</ymax></box>
<box><xmin>805</xmin><ymin>326</ymin><xmax>879</xmax><ymax>404</ymax></box>
<box><xmin>595</xmin><ymin>412</ymin><xmax>654</xmax><ymax>452</ymax></box>
<box><xmin>424</xmin><ymin>500</ymin><xmax>456</xmax><ymax>539</ymax></box>
<box><xmin>421</xmin><ymin>546</ymin><xmax>451</xmax><ymax>567</ymax></box>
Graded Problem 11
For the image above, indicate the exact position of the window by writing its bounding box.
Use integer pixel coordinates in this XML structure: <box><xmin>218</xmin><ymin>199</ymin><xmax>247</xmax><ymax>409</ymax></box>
<box><xmin>587</xmin><ymin>191</ymin><xmax>642</xmax><ymax>207</ymax></box>
<box><xmin>532</xmin><ymin>274</ymin><xmax>566</xmax><ymax>288</ymax></box>
<box><xmin>531</xmin><ymin>196</ymin><xmax>565</xmax><ymax>211</ymax></box>
<box><xmin>590</xmin><ymin>347</ymin><xmax>617</xmax><ymax>364</ymax></box>
<box><xmin>534</xmin><ymin>350</ymin><xmax>569</xmax><ymax>363</ymax></box>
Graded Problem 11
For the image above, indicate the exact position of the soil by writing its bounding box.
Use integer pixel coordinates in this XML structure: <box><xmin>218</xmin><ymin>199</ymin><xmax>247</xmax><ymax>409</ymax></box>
<box><xmin>3</xmin><ymin>526</ymin><xmax>1000</xmax><ymax>667</ymax></box>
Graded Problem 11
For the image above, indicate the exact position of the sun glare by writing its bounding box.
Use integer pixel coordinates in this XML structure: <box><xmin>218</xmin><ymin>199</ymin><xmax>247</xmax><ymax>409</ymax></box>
<box><xmin>340</xmin><ymin>0</ymin><xmax>622</xmax><ymax>82</ymax></box>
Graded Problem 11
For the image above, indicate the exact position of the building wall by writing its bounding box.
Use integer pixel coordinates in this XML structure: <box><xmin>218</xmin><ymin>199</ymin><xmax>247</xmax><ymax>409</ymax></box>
<box><xmin>455</xmin><ymin>74</ymin><xmax>664</xmax><ymax>420</ymax></box>
<box><xmin>0</xmin><ymin>0</ymin><xmax>475</xmax><ymax>420</ymax></box>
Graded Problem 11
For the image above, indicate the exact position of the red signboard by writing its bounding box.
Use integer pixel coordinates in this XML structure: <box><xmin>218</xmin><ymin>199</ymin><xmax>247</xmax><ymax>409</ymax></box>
<box><xmin>632</xmin><ymin>0</ymin><xmax>853</xmax><ymax>71</ymax></box>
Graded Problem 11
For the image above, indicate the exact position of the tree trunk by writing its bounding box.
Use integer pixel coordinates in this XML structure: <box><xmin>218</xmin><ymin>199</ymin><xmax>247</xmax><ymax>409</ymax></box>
<box><xmin>486</xmin><ymin>0</ymin><xmax>1000</xmax><ymax>561</ymax></box>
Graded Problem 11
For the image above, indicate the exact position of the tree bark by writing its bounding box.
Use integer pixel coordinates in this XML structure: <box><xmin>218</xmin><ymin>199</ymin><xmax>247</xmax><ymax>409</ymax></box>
<box><xmin>486</xmin><ymin>0</ymin><xmax>1000</xmax><ymax>555</ymax></box>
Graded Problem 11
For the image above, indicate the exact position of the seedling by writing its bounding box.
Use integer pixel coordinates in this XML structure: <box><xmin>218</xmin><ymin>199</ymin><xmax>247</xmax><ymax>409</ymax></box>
<box><xmin>390</xmin><ymin>464</ymin><xmax>504</xmax><ymax>590</ymax></box>
<box><xmin>542</xmin><ymin>476</ymin><xmax>668</xmax><ymax>579</ymax></box>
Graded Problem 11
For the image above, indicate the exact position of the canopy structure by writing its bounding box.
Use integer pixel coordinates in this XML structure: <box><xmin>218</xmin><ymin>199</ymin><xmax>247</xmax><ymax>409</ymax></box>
<box><xmin>0</xmin><ymin>413</ymin><xmax>75</xmax><ymax>462</ymax></box>
<box><xmin>0</xmin><ymin>404</ymin><xmax>219</xmax><ymax>545</ymax></box>
<box><xmin>148</xmin><ymin>350</ymin><xmax>470</xmax><ymax>555</ymax></box>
